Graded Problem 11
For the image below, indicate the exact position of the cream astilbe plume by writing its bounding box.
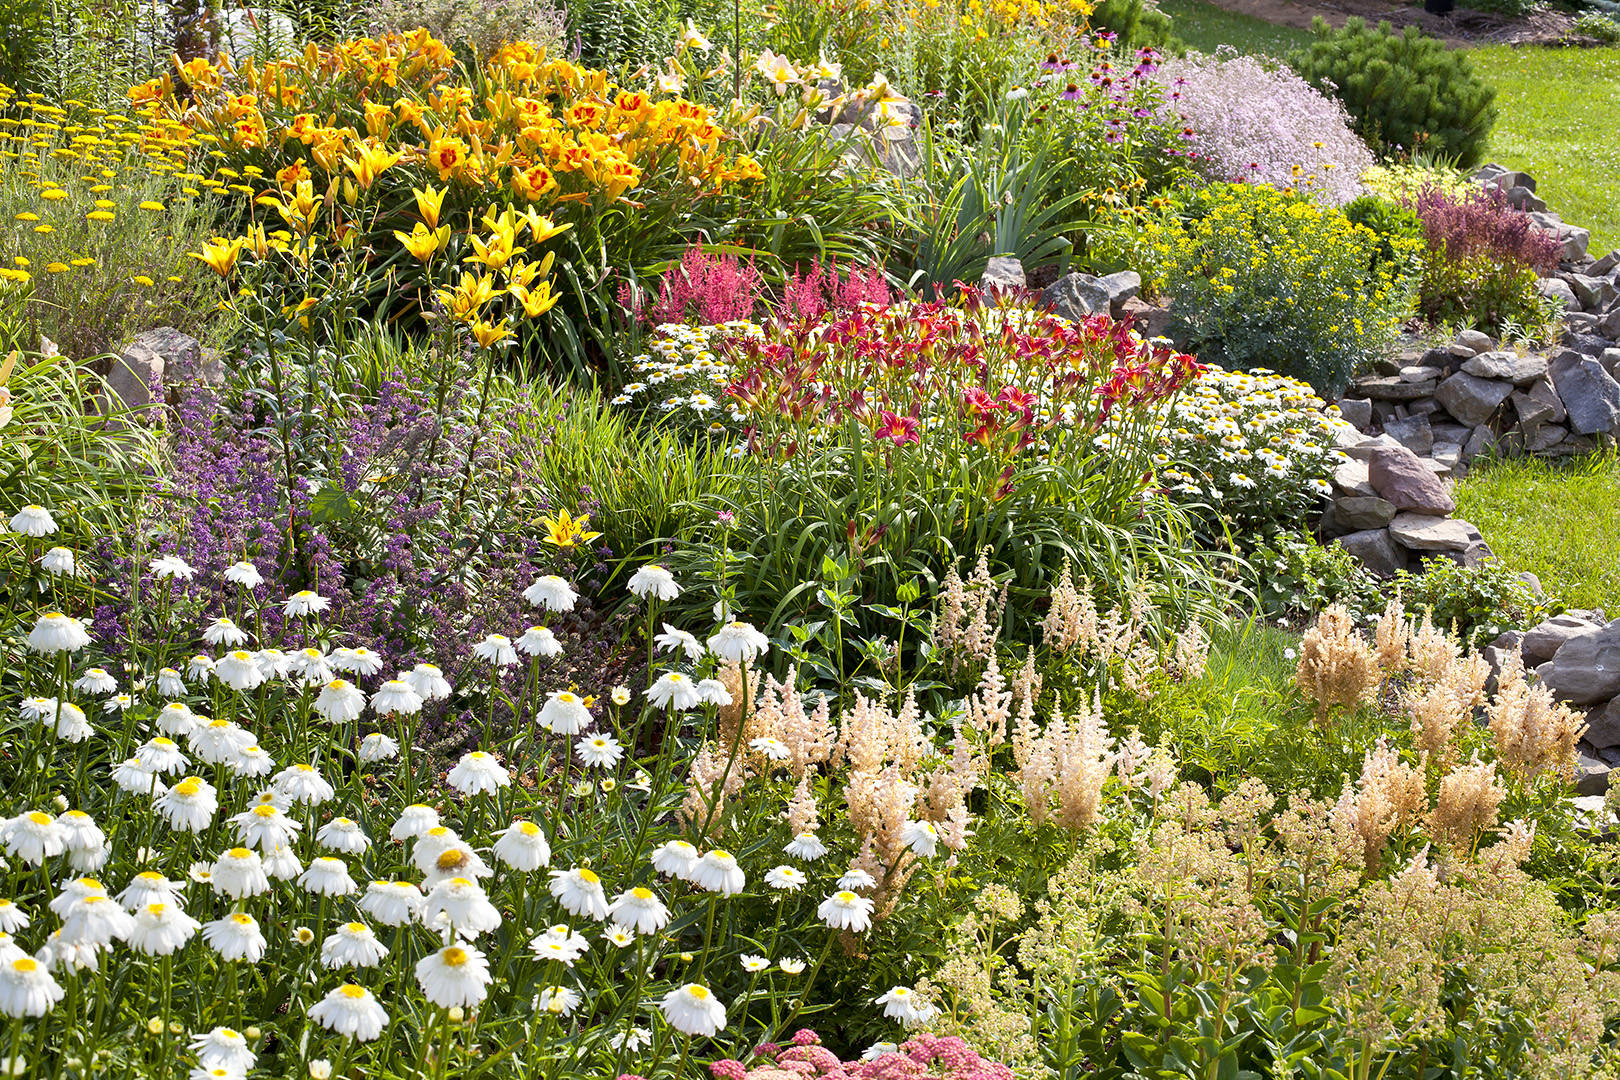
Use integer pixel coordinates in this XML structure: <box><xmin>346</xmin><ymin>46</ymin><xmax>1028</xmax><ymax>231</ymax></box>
<box><xmin>713</xmin><ymin>660</ymin><xmax>762</xmax><ymax>748</ymax></box>
<box><xmin>1040</xmin><ymin>560</ymin><xmax>1098</xmax><ymax>655</ymax></box>
<box><xmin>933</xmin><ymin>549</ymin><xmax>1003</xmax><ymax>676</ymax></box>
<box><xmin>1170</xmin><ymin>620</ymin><xmax>1211</xmax><ymax>682</ymax></box>
<box><xmin>1372</xmin><ymin>599</ymin><xmax>1412</xmax><ymax>677</ymax></box>
<box><xmin>678</xmin><ymin>742</ymin><xmax>747</xmax><ymax>837</ymax></box>
<box><xmin>1049</xmin><ymin>694</ymin><xmax>1115</xmax><ymax>832</ymax></box>
<box><xmin>1487</xmin><ymin>652</ymin><xmax>1587</xmax><ymax>783</ymax></box>
<box><xmin>784</xmin><ymin>774</ymin><xmax>820</xmax><ymax>836</ymax></box>
<box><xmin>1430</xmin><ymin>754</ymin><xmax>1506</xmax><ymax>851</ymax></box>
<box><xmin>1295</xmin><ymin>603</ymin><xmax>1380</xmax><ymax>724</ymax></box>
<box><xmin>1406</xmin><ymin>612</ymin><xmax>1461</xmax><ymax>690</ymax></box>
<box><xmin>1331</xmin><ymin>737</ymin><xmax>1428</xmax><ymax>870</ymax></box>
<box><xmin>1404</xmin><ymin>651</ymin><xmax>1489</xmax><ymax>762</ymax></box>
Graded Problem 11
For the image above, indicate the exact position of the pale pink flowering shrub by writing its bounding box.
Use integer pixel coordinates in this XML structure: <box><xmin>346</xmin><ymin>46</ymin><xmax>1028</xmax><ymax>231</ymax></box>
<box><xmin>1160</xmin><ymin>53</ymin><xmax>1373</xmax><ymax>206</ymax></box>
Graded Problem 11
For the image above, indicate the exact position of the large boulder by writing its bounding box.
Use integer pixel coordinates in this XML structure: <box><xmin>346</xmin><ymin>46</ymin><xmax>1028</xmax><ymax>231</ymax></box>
<box><xmin>1460</xmin><ymin>351</ymin><xmax>1547</xmax><ymax>385</ymax></box>
<box><xmin>1367</xmin><ymin>444</ymin><xmax>1455</xmax><ymax>515</ymax></box>
<box><xmin>1522</xmin><ymin>613</ymin><xmax>1603</xmax><ymax>664</ymax></box>
<box><xmin>1041</xmin><ymin>272</ymin><xmax>1109</xmax><ymax>321</ymax></box>
<box><xmin>1332</xmin><ymin>495</ymin><xmax>1396</xmax><ymax>531</ymax></box>
<box><xmin>1548</xmin><ymin>350</ymin><xmax>1620</xmax><ymax>435</ymax></box>
<box><xmin>105</xmin><ymin>327</ymin><xmax>204</xmax><ymax>417</ymax></box>
<box><xmin>1381</xmin><ymin>414</ymin><xmax>1433</xmax><ymax>456</ymax></box>
<box><xmin>1586</xmin><ymin>699</ymin><xmax>1620</xmax><ymax>751</ymax></box>
<box><xmin>1434</xmin><ymin>371</ymin><xmax>1513</xmax><ymax>426</ymax></box>
<box><xmin>1388</xmin><ymin>512</ymin><xmax>1478</xmax><ymax>553</ymax></box>
<box><xmin>1541</xmin><ymin>619</ymin><xmax>1620</xmax><ymax>705</ymax></box>
<box><xmin>1098</xmin><ymin>271</ymin><xmax>1141</xmax><ymax>316</ymax></box>
<box><xmin>1333</xmin><ymin>528</ymin><xmax>1404</xmax><ymax>576</ymax></box>
<box><xmin>981</xmin><ymin>256</ymin><xmax>1025</xmax><ymax>292</ymax></box>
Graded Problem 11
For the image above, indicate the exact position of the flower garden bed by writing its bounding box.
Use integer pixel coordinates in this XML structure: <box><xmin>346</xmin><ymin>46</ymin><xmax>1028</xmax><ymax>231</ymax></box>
<box><xmin>0</xmin><ymin>5</ymin><xmax>1615</xmax><ymax>1079</ymax></box>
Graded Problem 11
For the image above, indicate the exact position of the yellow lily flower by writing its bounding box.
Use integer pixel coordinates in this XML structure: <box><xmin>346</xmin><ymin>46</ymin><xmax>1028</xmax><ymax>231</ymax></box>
<box><xmin>393</xmin><ymin>222</ymin><xmax>450</xmax><ymax>263</ymax></box>
<box><xmin>413</xmin><ymin>183</ymin><xmax>446</xmax><ymax>229</ymax></box>
<box><xmin>539</xmin><ymin>508</ymin><xmax>602</xmax><ymax>549</ymax></box>
<box><xmin>189</xmin><ymin>236</ymin><xmax>247</xmax><ymax>277</ymax></box>
<box><xmin>509</xmin><ymin>278</ymin><xmax>560</xmax><ymax>318</ymax></box>
<box><xmin>469</xmin><ymin>318</ymin><xmax>512</xmax><ymax>349</ymax></box>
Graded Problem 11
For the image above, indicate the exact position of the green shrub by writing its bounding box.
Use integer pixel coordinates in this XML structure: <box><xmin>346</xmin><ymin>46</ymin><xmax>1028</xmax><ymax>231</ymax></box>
<box><xmin>1574</xmin><ymin>11</ymin><xmax>1620</xmax><ymax>43</ymax></box>
<box><xmin>1287</xmin><ymin>18</ymin><xmax>1498</xmax><ymax>168</ymax></box>
<box><xmin>1250</xmin><ymin>531</ymin><xmax>1382</xmax><ymax>623</ymax></box>
<box><xmin>1143</xmin><ymin>182</ymin><xmax>1418</xmax><ymax>396</ymax></box>
<box><xmin>1090</xmin><ymin>0</ymin><xmax>1175</xmax><ymax>49</ymax></box>
<box><xmin>1395</xmin><ymin>555</ymin><xmax>1554</xmax><ymax>648</ymax></box>
<box><xmin>1343</xmin><ymin>193</ymin><xmax>1426</xmax><ymax>280</ymax></box>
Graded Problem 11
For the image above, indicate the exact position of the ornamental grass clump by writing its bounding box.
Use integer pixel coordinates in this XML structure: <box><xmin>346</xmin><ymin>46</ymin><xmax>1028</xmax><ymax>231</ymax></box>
<box><xmin>1143</xmin><ymin>182</ymin><xmax>1420</xmax><ymax>396</ymax></box>
<box><xmin>1159</xmin><ymin>53</ymin><xmax>1373</xmax><ymax>207</ymax></box>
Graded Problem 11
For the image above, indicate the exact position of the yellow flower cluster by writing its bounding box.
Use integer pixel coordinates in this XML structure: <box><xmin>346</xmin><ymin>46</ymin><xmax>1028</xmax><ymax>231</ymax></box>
<box><xmin>0</xmin><ymin>84</ymin><xmax>204</xmax><ymax>290</ymax></box>
<box><xmin>129</xmin><ymin>34</ymin><xmax>761</xmax><ymax>214</ymax></box>
<box><xmin>127</xmin><ymin>33</ymin><xmax>765</xmax><ymax>342</ymax></box>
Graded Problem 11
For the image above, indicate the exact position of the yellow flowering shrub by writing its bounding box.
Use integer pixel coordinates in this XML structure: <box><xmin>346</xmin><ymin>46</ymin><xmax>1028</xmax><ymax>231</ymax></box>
<box><xmin>1141</xmin><ymin>182</ymin><xmax>1420</xmax><ymax>396</ymax></box>
<box><xmin>127</xmin><ymin>32</ymin><xmax>765</xmax><ymax>373</ymax></box>
<box><xmin>0</xmin><ymin>87</ymin><xmax>220</xmax><ymax>356</ymax></box>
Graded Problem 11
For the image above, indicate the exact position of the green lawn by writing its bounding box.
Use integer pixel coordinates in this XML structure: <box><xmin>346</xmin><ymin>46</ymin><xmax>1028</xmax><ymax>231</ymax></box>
<box><xmin>1157</xmin><ymin>0</ymin><xmax>1316</xmax><ymax>57</ymax></box>
<box><xmin>1471</xmin><ymin>45</ymin><xmax>1620</xmax><ymax>257</ymax></box>
<box><xmin>1159</xmin><ymin>2</ymin><xmax>1620</xmax><ymax>254</ymax></box>
<box><xmin>1454</xmin><ymin>452</ymin><xmax>1620</xmax><ymax>613</ymax></box>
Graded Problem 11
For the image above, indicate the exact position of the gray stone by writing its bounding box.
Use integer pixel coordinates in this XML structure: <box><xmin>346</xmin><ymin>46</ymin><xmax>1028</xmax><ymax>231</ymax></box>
<box><xmin>1462</xmin><ymin>424</ymin><xmax>1497</xmax><ymax>462</ymax></box>
<box><xmin>1381</xmin><ymin>414</ymin><xmax>1434</xmax><ymax>456</ymax></box>
<box><xmin>1399</xmin><ymin>364</ymin><xmax>1444</xmax><ymax>383</ymax></box>
<box><xmin>1538</xmin><ymin>277</ymin><xmax>1579</xmax><ymax>309</ymax></box>
<box><xmin>1042</xmin><ymin>272</ymin><xmax>1108</xmax><ymax>320</ymax></box>
<box><xmin>982</xmin><ymin>256</ymin><xmax>1025</xmax><ymax>291</ymax></box>
<box><xmin>1561</xmin><ymin>225</ymin><xmax>1592</xmax><ymax>262</ymax></box>
<box><xmin>1452</xmin><ymin>329</ymin><xmax>1496</xmax><ymax>356</ymax></box>
<box><xmin>1408</xmin><ymin>398</ymin><xmax>1441</xmax><ymax>419</ymax></box>
<box><xmin>1357</xmin><ymin>376</ymin><xmax>1436</xmax><ymax>402</ymax></box>
<box><xmin>1569</xmin><ymin>273</ymin><xmax>1618</xmax><ymax>312</ymax></box>
<box><xmin>1541</xmin><ymin>619</ymin><xmax>1620</xmax><ymax>705</ymax></box>
<box><xmin>1565</xmin><ymin>333</ymin><xmax>1613</xmax><ymax>359</ymax></box>
<box><xmin>1434</xmin><ymin>371</ymin><xmax>1513</xmax><ymax>426</ymax></box>
<box><xmin>1505</xmin><ymin>185</ymin><xmax>1546</xmax><ymax>213</ymax></box>
<box><xmin>1574</xmin><ymin>751</ymin><xmax>1612</xmax><ymax>795</ymax></box>
<box><xmin>1565</xmin><ymin>312</ymin><xmax>1604</xmax><ymax>336</ymax></box>
<box><xmin>1389</xmin><ymin>512</ymin><xmax>1477</xmax><ymax>553</ymax></box>
<box><xmin>1340</xmin><ymin>433</ymin><xmax>1402</xmax><ymax>462</ymax></box>
<box><xmin>1332</xmin><ymin>495</ymin><xmax>1396</xmax><ymax>531</ymax></box>
<box><xmin>1523</xmin><ymin>613</ymin><xmax>1601</xmax><ymax>664</ymax></box>
<box><xmin>106</xmin><ymin>327</ymin><xmax>202</xmax><ymax>416</ymax></box>
<box><xmin>1590</xmin><ymin>250</ymin><xmax>1620</xmax><ymax>277</ymax></box>
<box><xmin>1510</xmin><ymin>388</ymin><xmax>1556</xmax><ymax>428</ymax></box>
<box><xmin>1430</xmin><ymin>442</ymin><xmax>1462</xmax><ymax>470</ymax></box>
<box><xmin>1431</xmin><ymin>421</ymin><xmax>1472</xmax><ymax>446</ymax></box>
<box><xmin>1525</xmin><ymin>377</ymin><xmax>1567</xmax><ymax>423</ymax></box>
<box><xmin>1332</xmin><ymin>458</ymin><xmax>1376</xmax><ymax>497</ymax></box>
<box><xmin>1602</xmin><ymin>349</ymin><xmax>1620</xmax><ymax>379</ymax></box>
<box><xmin>1460</xmin><ymin>351</ymin><xmax>1547</xmax><ymax>385</ymax></box>
<box><xmin>1337</xmin><ymin>397</ymin><xmax>1373</xmax><ymax>430</ymax></box>
<box><xmin>1548</xmin><ymin>350</ymin><xmax>1620</xmax><ymax>435</ymax></box>
<box><xmin>1333</xmin><ymin>528</ymin><xmax>1404</xmax><ymax>577</ymax></box>
<box><xmin>1368</xmin><ymin>444</ymin><xmax>1455</xmax><ymax>514</ymax></box>
<box><xmin>1098</xmin><ymin>270</ymin><xmax>1141</xmax><ymax>315</ymax></box>
<box><xmin>1519</xmin><ymin>571</ymin><xmax>1545</xmax><ymax>598</ymax></box>
<box><xmin>1586</xmin><ymin>700</ymin><xmax>1620</xmax><ymax>751</ymax></box>
<box><xmin>1527</xmin><ymin>423</ymin><xmax>1568</xmax><ymax>452</ymax></box>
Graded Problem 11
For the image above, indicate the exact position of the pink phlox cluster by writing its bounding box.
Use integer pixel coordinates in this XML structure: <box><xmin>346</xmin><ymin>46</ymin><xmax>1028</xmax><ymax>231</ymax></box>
<box><xmin>737</xmin><ymin>1031</ymin><xmax>1015</xmax><ymax>1080</ymax></box>
<box><xmin>1158</xmin><ymin>53</ymin><xmax>1372</xmax><ymax>206</ymax></box>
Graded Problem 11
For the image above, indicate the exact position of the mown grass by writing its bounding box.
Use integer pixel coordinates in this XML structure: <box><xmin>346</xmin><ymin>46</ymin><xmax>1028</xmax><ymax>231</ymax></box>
<box><xmin>1159</xmin><ymin>0</ymin><xmax>1316</xmax><ymax>58</ymax></box>
<box><xmin>1471</xmin><ymin>44</ymin><xmax>1620</xmax><ymax>257</ymax></box>
<box><xmin>1454</xmin><ymin>451</ymin><xmax>1620</xmax><ymax>613</ymax></box>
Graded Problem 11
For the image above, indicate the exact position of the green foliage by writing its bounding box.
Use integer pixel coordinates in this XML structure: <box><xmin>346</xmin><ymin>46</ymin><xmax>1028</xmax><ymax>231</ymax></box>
<box><xmin>1287</xmin><ymin>18</ymin><xmax>1498</xmax><ymax>167</ymax></box>
<box><xmin>1248</xmin><ymin>531</ymin><xmax>1382</xmax><ymax>624</ymax></box>
<box><xmin>1143</xmin><ymin>182</ymin><xmax>1418</xmax><ymax>396</ymax></box>
<box><xmin>0</xmin><ymin>350</ymin><xmax>154</xmax><ymax>607</ymax></box>
<box><xmin>564</xmin><ymin>0</ymin><xmax>679</xmax><ymax>68</ymax></box>
<box><xmin>1455</xmin><ymin>451</ymin><xmax>1620</xmax><ymax>613</ymax></box>
<box><xmin>1395</xmin><ymin>555</ymin><xmax>1553</xmax><ymax>648</ymax></box>
<box><xmin>1420</xmin><ymin>252</ymin><xmax>1557</xmax><ymax>338</ymax></box>
<box><xmin>1574</xmin><ymin>11</ymin><xmax>1620</xmax><ymax>43</ymax></box>
<box><xmin>1460</xmin><ymin>0</ymin><xmax>1536</xmax><ymax>16</ymax></box>
<box><xmin>1089</xmin><ymin>0</ymin><xmax>1174</xmax><ymax>49</ymax></box>
<box><xmin>1342</xmin><ymin>193</ymin><xmax>1426</xmax><ymax>280</ymax></box>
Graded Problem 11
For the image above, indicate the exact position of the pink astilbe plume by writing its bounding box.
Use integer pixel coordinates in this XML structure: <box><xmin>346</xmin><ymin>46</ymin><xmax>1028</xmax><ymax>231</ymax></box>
<box><xmin>624</xmin><ymin>246</ymin><xmax>766</xmax><ymax>326</ymax></box>
<box><xmin>738</xmin><ymin>1031</ymin><xmax>1015</xmax><ymax>1080</ymax></box>
<box><xmin>779</xmin><ymin>260</ymin><xmax>894</xmax><ymax>322</ymax></box>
